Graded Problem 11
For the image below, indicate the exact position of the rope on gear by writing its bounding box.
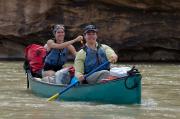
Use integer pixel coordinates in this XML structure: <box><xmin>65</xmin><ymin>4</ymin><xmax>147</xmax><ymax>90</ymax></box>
<box><xmin>124</xmin><ymin>66</ymin><xmax>141</xmax><ymax>90</ymax></box>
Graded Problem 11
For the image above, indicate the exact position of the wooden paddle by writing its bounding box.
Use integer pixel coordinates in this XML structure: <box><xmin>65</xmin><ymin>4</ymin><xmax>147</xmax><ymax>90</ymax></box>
<box><xmin>47</xmin><ymin>61</ymin><xmax>110</xmax><ymax>101</ymax></box>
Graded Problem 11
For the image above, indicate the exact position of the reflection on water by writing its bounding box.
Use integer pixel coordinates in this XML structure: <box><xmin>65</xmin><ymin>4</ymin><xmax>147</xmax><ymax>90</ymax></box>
<box><xmin>0</xmin><ymin>61</ymin><xmax>180</xmax><ymax>119</ymax></box>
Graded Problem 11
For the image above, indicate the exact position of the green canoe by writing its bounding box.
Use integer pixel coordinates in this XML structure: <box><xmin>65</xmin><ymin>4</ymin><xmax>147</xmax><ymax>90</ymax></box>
<box><xmin>26</xmin><ymin>69</ymin><xmax>142</xmax><ymax>104</ymax></box>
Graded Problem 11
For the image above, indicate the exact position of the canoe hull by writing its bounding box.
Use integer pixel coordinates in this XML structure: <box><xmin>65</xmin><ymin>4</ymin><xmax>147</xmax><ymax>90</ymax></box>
<box><xmin>28</xmin><ymin>72</ymin><xmax>141</xmax><ymax>104</ymax></box>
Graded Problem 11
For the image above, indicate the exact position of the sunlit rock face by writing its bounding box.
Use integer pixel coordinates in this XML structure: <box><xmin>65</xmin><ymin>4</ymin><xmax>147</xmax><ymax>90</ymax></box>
<box><xmin>0</xmin><ymin>0</ymin><xmax>180</xmax><ymax>61</ymax></box>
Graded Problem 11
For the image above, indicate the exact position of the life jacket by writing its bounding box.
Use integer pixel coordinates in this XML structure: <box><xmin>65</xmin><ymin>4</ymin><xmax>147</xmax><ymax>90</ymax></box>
<box><xmin>83</xmin><ymin>44</ymin><xmax>110</xmax><ymax>74</ymax></box>
<box><xmin>44</xmin><ymin>48</ymin><xmax>68</xmax><ymax>70</ymax></box>
<box><xmin>24</xmin><ymin>44</ymin><xmax>47</xmax><ymax>74</ymax></box>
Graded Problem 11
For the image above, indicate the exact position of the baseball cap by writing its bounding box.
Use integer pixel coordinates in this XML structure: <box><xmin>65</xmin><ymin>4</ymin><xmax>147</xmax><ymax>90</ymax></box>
<box><xmin>84</xmin><ymin>25</ymin><xmax>98</xmax><ymax>34</ymax></box>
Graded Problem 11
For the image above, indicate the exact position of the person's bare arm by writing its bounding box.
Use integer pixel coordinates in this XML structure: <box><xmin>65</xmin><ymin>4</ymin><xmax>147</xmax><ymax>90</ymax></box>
<box><xmin>67</xmin><ymin>45</ymin><xmax>76</xmax><ymax>56</ymax></box>
<box><xmin>47</xmin><ymin>36</ymin><xmax>83</xmax><ymax>50</ymax></box>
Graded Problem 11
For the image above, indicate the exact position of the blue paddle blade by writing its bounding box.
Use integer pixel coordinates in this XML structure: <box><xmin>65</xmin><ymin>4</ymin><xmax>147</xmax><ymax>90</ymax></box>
<box><xmin>70</xmin><ymin>76</ymin><xmax>79</xmax><ymax>86</ymax></box>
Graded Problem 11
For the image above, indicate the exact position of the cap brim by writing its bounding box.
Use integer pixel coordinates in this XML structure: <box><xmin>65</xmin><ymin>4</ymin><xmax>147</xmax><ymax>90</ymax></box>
<box><xmin>84</xmin><ymin>29</ymin><xmax>98</xmax><ymax>33</ymax></box>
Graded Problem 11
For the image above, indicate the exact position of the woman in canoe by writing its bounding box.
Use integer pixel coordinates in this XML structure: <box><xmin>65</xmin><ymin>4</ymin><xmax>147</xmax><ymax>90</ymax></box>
<box><xmin>43</xmin><ymin>24</ymin><xmax>83</xmax><ymax>77</ymax></box>
<box><xmin>74</xmin><ymin>24</ymin><xmax>118</xmax><ymax>84</ymax></box>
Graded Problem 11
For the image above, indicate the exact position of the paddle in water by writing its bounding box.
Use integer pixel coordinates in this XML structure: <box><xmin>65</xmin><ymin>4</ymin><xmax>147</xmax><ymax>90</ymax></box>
<box><xmin>47</xmin><ymin>61</ymin><xmax>110</xmax><ymax>101</ymax></box>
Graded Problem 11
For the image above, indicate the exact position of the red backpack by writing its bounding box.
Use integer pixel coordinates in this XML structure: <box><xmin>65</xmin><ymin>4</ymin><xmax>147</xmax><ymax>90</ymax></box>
<box><xmin>24</xmin><ymin>44</ymin><xmax>47</xmax><ymax>73</ymax></box>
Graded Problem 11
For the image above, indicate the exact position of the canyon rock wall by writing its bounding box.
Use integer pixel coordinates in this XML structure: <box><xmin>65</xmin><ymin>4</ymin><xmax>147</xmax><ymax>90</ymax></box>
<box><xmin>0</xmin><ymin>0</ymin><xmax>180</xmax><ymax>61</ymax></box>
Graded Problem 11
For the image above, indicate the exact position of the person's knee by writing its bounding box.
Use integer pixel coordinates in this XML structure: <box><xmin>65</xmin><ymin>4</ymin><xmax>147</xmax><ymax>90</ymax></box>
<box><xmin>99</xmin><ymin>70</ymin><xmax>110</xmax><ymax>75</ymax></box>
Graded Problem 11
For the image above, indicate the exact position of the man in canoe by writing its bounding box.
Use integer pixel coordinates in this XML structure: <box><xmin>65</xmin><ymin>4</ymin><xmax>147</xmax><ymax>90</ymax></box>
<box><xmin>43</xmin><ymin>24</ymin><xmax>83</xmax><ymax>77</ymax></box>
<box><xmin>74</xmin><ymin>24</ymin><xmax>118</xmax><ymax>84</ymax></box>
